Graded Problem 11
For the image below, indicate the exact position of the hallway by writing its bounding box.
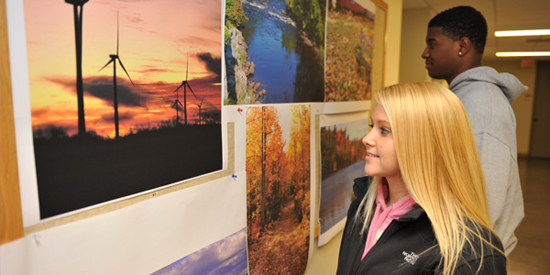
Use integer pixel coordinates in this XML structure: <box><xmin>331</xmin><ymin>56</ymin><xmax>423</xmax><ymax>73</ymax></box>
<box><xmin>508</xmin><ymin>157</ymin><xmax>550</xmax><ymax>274</ymax></box>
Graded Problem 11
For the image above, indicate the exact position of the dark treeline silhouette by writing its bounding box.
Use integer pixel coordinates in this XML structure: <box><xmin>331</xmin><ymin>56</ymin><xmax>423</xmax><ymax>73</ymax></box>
<box><xmin>33</xmin><ymin>120</ymin><xmax>222</xmax><ymax>218</ymax></box>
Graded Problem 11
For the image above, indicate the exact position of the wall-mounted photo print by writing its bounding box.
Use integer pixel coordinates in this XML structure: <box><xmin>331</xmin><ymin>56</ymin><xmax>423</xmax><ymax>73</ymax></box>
<box><xmin>319</xmin><ymin>117</ymin><xmax>368</xmax><ymax>246</ymax></box>
<box><xmin>21</xmin><ymin>0</ymin><xmax>223</xmax><ymax>219</ymax></box>
<box><xmin>151</xmin><ymin>228</ymin><xmax>248</xmax><ymax>275</ymax></box>
<box><xmin>246</xmin><ymin>105</ymin><xmax>311</xmax><ymax>274</ymax></box>
<box><xmin>224</xmin><ymin>0</ymin><xmax>326</xmax><ymax>104</ymax></box>
<box><xmin>325</xmin><ymin>0</ymin><xmax>376</xmax><ymax>102</ymax></box>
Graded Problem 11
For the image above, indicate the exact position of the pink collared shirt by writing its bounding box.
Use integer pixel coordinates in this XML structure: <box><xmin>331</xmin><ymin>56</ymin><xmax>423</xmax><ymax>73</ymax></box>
<box><xmin>361</xmin><ymin>183</ymin><xmax>416</xmax><ymax>260</ymax></box>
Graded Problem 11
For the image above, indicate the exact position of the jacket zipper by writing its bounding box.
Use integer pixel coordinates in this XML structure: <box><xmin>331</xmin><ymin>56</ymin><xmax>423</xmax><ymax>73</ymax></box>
<box><xmin>360</xmin><ymin>219</ymin><xmax>397</xmax><ymax>264</ymax></box>
<box><xmin>349</xmin><ymin>218</ymin><xmax>369</xmax><ymax>274</ymax></box>
<box><xmin>357</xmin><ymin>217</ymin><xmax>415</xmax><ymax>273</ymax></box>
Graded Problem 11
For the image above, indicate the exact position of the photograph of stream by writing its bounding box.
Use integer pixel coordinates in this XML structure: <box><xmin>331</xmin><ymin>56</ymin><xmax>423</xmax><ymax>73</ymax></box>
<box><xmin>224</xmin><ymin>0</ymin><xmax>326</xmax><ymax>104</ymax></box>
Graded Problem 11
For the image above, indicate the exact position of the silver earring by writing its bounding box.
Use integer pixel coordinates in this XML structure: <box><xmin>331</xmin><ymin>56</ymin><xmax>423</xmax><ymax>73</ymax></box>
<box><xmin>459</xmin><ymin>51</ymin><xmax>463</xmax><ymax>55</ymax></box>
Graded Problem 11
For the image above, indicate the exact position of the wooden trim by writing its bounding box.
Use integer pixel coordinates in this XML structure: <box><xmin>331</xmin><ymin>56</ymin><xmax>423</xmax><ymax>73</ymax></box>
<box><xmin>0</xmin><ymin>0</ymin><xmax>25</xmax><ymax>244</ymax></box>
<box><xmin>371</xmin><ymin>0</ymin><xmax>388</xmax><ymax>11</ymax></box>
<box><xmin>382</xmin><ymin>1</ymin><xmax>387</xmax><ymax>88</ymax></box>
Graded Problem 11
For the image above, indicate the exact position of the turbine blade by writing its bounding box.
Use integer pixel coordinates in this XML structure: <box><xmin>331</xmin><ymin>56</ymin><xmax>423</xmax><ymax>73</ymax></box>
<box><xmin>187</xmin><ymin>83</ymin><xmax>197</xmax><ymax>99</ymax></box>
<box><xmin>98</xmin><ymin>59</ymin><xmax>114</xmax><ymax>72</ymax></box>
<box><xmin>177</xmin><ymin>101</ymin><xmax>183</xmax><ymax>107</ymax></box>
<box><xmin>175</xmin><ymin>83</ymin><xmax>184</xmax><ymax>93</ymax></box>
<box><xmin>118</xmin><ymin>58</ymin><xmax>135</xmax><ymax>86</ymax></box>
<box><xmin>117</xmin><ymin>11</ymin><xmax>119</xmax><ymax>56</ymax></box>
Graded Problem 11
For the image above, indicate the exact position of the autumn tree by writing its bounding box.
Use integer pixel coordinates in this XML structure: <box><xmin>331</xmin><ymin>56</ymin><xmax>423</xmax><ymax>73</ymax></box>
<box><xmin>287</xmin><ymin>105</ymin><xmax>310</xmax><ymax>223</ymax></box>
<box><xmin>321</xmin><ymin>126</ymin><xmax>366</xmax><ymax>180</ymax></box>
<box><xmin>246</xmin><ymin>106</ymin><xmax>311</xmax><ymax>275</ymax></box>
<box><xmin>246</xmin><ymin>107</ymin><xmax>287</xmax><ymax>239</ymax></box>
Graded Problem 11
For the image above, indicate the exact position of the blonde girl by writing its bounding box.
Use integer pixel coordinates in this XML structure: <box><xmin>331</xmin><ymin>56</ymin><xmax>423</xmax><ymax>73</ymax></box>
<box><xmin>337</xmin><ymin>82</ymin><xmax>506</xmax><ymax>274</ymax></box>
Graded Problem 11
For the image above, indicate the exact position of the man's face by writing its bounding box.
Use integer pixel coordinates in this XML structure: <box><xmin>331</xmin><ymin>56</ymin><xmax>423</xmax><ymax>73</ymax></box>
<box><xmin>422</xmin><ymin>27</ymin><xmax>461</xmax><ymax>82</ymax></box>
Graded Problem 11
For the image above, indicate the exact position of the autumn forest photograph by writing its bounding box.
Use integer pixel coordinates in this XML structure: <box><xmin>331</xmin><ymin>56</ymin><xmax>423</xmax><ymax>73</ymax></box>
<box><xmin>246</xmin><ymin>105</ymin><xmax>311</xmax><ymax>274</ymax></box>
<box><xmin>325</xmin><ymin>0</ymin><xmax>376</xmax><ymax>102</ymax></box>
<box><xmin>23</xmin><ymin>0</ymin><xmax>223</xmax><ymax>218</ymax></box>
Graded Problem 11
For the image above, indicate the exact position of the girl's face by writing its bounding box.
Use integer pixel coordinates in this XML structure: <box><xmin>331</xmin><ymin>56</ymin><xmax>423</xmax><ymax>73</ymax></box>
<box><xmin>362</xmin><ymin>104</ymin><xmax>401</xmax><ymax>180</ymax></box>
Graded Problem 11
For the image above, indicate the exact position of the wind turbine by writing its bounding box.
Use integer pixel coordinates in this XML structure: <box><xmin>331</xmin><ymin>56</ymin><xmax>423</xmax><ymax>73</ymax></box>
<box><xmin>172</xmin><ymin>83</ymin><xmax>184</xmax><ymax>125</ymax></box>
<box><xmin>98</xmin><ymin>12</ymin><xmax>134</xmax><ymax>138</ymax></box>
<box><xmin>65</xmin><ymin>0</ymin><xmax>89</xmax><ymax>136</ymax></box>
<box><xmin>174</xmin><ymin>55</ymin><xmax>198</xmax><ymax>125</ymax></box>
<box><xmin>195</xmin><ymin>97</ymin><xmax>204</xmax><ymax>125</ymax></box>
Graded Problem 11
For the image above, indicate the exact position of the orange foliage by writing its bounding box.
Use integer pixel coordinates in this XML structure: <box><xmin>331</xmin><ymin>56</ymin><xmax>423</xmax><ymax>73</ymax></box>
<box><xmin>246</xmin><ymin>106</ymin><xmax>311</xmax><ymax>275</ymax></box>
<box><xmin>321</xmin><ymin>126</ymin><xmax>365</xmax><ymax>180</ymax></box>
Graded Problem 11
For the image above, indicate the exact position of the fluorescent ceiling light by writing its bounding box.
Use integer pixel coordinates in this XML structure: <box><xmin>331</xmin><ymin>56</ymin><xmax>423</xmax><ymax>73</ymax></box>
<box><xmin>495</xmin><ymin>29</ymin><xmax>550</xmax><ymax>37</ymax></box>
<box><xmin>496</xmin><ymin>51</ymin><xmax>550</xmax><ymax>57</ymax></box>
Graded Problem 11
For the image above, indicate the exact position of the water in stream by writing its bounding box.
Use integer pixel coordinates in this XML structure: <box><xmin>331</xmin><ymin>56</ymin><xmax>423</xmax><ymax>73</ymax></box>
<box><xmin>240</xmin><ymin>0</ymin><xmax>324</xmax><ymax>103</ymax></box>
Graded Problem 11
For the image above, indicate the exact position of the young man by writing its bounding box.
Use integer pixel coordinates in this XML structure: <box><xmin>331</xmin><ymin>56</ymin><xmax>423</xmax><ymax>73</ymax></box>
<box><xmin>422</xmin><ymin>6</ymin><xmax>525</xmax><ymax>255</ymax></box>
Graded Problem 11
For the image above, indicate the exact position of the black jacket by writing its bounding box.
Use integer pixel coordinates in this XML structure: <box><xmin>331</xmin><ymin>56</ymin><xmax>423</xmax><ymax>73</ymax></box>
<box><xmin>336</xmin><ymin>176</ymin><xmax>507</xmax><ymax>274</ymax></box>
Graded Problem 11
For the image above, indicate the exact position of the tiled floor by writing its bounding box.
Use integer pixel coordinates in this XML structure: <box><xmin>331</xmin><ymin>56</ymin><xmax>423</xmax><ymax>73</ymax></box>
<box><xmin>508</xmin><ymin>157</ymin><xmax>550</xmax><ymax>275</ymax></box>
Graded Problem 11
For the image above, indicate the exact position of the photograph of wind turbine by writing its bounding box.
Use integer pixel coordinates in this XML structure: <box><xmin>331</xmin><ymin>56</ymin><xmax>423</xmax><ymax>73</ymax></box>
<box><xmin>22</xmin><ymin>0</ymin><xmax>223</xmax><ymax>219</ymax></box>
<box><xmin>174</xmin><ymin>56</ymin><xmax>198</xmax><ymax>126</ymax></box>
<box><xmin>65</xmin><ymin>0</ymin><xmax>89</xmax><ymax>136</ymax></box>
<box><xmin>195</xmin><ymin>97</ymin><xmax>204</xmax><ymax>125</ymax></box>
<box><xmin>172</xmin><ymin>83</ymin><xmax>184</xmax><ymax>125</ymax></box>
<box><xmin>98</xmin><ymin>11</ymin><xmax>135</xmax><ymax>138</ymax></box>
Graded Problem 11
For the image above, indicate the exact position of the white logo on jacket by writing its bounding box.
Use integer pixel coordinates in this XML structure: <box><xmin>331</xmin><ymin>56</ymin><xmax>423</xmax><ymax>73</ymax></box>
<box><xmin>402</xmin><ymin>251</ymin><xmax>419</xmax><ymax>265</ymax></box>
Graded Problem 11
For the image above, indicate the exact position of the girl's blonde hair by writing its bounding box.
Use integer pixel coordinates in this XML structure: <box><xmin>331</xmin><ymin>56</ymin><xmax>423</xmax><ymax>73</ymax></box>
<box><xmin>355</xmin><ymin>82</ymin><xmax>504</xmax><ymax>274</ymax></box>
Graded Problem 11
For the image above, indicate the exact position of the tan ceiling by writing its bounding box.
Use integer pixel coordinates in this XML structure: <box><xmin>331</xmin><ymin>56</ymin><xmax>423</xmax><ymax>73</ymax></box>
<box><xmin>403</xmin><ymin>0</ymin><xmax>550</xmax><ymax>60</ymax></box>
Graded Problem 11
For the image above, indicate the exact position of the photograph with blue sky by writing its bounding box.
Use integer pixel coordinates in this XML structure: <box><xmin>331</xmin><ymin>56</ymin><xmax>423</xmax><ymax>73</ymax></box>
<box><xmin>151</xmin><ymin>228</ymin><xmax>248</xmax><ymax>275</ymax></box>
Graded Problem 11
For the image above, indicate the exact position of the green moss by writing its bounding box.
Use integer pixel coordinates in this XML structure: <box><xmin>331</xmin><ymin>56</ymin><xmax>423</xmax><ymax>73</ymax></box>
<box><xmin>224</xmin><ymin>25</ymin><xmax>230</xmax><ymax>45</ymax></box>
<box><xmin>225</xmin><ymin>0</ymin><xmax>248</xmax><ymax>30</ymax></box>
<box><xmin>284</xmin><ymin>0</ymin><xmax>326</xmax><ymax>52</ymax></box>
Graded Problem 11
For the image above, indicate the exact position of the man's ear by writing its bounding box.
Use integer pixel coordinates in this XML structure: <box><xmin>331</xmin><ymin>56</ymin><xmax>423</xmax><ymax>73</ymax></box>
<box><xmin>459</xmin><ymin>37</ymin><xmax>473</xmax><ymax>55</ymax></box>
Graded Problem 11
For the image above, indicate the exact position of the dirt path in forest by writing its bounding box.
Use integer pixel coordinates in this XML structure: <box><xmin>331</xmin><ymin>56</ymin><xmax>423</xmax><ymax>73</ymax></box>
<box><xmin>261</xmin><ymin>201</ymin><xmax>296</xmax><ymax>250</ymax></box>
<box><xmin>250</xmin><ymin>200</ymin><xmax>306</xmax><ymax>274</ymax></box>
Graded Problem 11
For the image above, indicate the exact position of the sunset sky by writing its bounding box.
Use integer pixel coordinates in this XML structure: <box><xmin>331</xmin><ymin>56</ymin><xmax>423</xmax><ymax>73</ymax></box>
<box><xmin>23</xmin><ymin>0</ymin><xmax>222</xmax><ymax>138</ymax></box>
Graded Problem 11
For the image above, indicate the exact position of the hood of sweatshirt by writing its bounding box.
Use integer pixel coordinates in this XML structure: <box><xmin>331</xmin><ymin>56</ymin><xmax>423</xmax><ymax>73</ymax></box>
<box><xmin>353</xmin><ymin>176</ymin><xmax>371</xmax><ymax>199</ymax></box>
<box><xmin>352</xmin><ymin>176</ymin><xmax>426</xmax><ymax>222</ymax></box>
<box><xmin>449</xmin><ymin>66</ymin><xmax>527</xmax><ymax>103</ymax></box>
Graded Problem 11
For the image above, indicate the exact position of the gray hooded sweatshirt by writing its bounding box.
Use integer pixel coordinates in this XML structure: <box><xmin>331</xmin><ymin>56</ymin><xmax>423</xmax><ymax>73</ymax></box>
<box><xmin>449</xmin><ymin>66</ymin><xmax>526</xmax><ymax>255</ymax></box>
